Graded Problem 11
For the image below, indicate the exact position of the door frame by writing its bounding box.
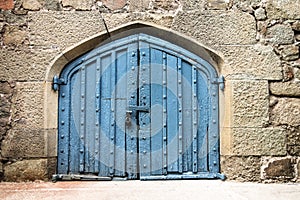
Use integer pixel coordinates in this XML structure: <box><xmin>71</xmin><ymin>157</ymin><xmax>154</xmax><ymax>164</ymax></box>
<box><xmin>44</xmin><ymin>22</ymin><xmax>226</xmax><ymax>181</ymax></box>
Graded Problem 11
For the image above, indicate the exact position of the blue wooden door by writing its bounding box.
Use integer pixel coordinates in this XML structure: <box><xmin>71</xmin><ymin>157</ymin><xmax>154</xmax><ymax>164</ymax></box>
<box><xmin>57</xmin><ymin>34</ymin><xmax>223</xmax><ymax>180</ymax></box>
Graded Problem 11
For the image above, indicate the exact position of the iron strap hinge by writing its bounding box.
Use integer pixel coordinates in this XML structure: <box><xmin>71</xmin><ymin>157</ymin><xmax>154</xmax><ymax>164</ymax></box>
<box><xmin>212</xmin><ymin>75</ymin><xmax>225</xmax><ymax>91</ymax></box>
<box><xmin>52</xmin><ymin>75</ymin><xmax>66</xmax><ymax>91</ymax></box>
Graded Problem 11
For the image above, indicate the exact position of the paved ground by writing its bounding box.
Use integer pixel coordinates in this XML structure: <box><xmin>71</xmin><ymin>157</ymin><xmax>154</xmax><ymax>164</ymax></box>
<box><xmin>1</xmin><ymin>180</ymin><xmax>300</xmax><ymax>200</ymax></box>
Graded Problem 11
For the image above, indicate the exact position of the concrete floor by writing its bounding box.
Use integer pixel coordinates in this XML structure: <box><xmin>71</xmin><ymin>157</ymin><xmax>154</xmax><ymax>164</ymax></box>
<box><xmin>1</xmin><ymin>180</ymin><xmax>300</xmax><ymax>200</ymax></box>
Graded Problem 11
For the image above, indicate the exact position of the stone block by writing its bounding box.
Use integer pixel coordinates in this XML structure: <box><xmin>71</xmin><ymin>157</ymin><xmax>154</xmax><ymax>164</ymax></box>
<box><xmin>262</xmin><ymin>157</ymin><xmax>295</xmax><ymax>180</ymax></box>
<box><xmin>42</xmin><ymin>0</ymin><xmax>62</xmax><ymax>11</ymax></box>
<box><xmin>2</xmin><ymin>25</ymin><xmax>27</xmax><ymax>46</ymax></box>
<box><xmin>254</xmin><ymin>7</ymin><xmax>266</xmax><ymax>20</ymax></box>
<box><xmin>292</xmin><ymin>21</ymin><xmax>300</xmax><ymax>31</ymax></box>
<box><xmin>172</xmin><ymin>10</ymin><xmax>256</xmax><ymax>47</ymax></box>
<box><xmin>47</xmin><ymin>157</ymin><xmax>57</xmax><ymax>180</ymax></box>
<box><xmin>101</xmin><ymin>0</ymin><xmax>127</xmax><ymax>10</ymax></box>
<box><xmin>286</xmin><ymin>126</ymin><xmax>300</xmax><ymax>156</ymax></box>
<box><xmin>280</xmin><ymin>45</ymin><xmax>299</xmax><ymax>61</ymax></box>
<box><xmin>298</xmin><ymin>160</ymin><xmax>300</xmax><ymax>181</ymax></box>
<box><xmin>103</xmin><ymin>13</ymin><xmax>174</xmax><ymax>30</ymax></box>
<box><xmin>266</xmin><ymin>24</ymin><xmax>294</xmax><ymax>45</ymax></box>
<box><xmin>128</xmin><ymin>0</ymin><xmax>150</xmax><ymax>11</ymax></box>
<box><xmin>3</xmin><ymin>12</ymin><xmax>27</xmax><ymax>26</ymax></box>
<box><xmin>22</xmin><ymin>0</ymin><xmax>42</xmax><ymax>11</ymax></box>
<box><xmin>181</xmin><ymin>0</ymin><xmax>206</xmax><ymax>11</ymax></box>
<box><xmin>207</xmin><ymin>0</ymin><xmax>231</xmax><ymax>10</ymax></box>
<box><xmin>230</xmin><ymin>80</ymin><xmax>269</xmax><ymax>127</ymax></box>
<box><xmin>4</xmin><ymin>159</ymin><xmax>47</xmax><ymax>182</ymax></box>
<box><xmin>270</xmin><ymin>98</ymin><xmax>300</xmax><ymax>126</ymax></box>
<box><xmin>266</xmin><ymin>0</ymin><xmax>300</xmax><ymax>20</ymax></box>
<box><xmin>28</xmin><ymin>11</ymin><xmax>105</xmax><ymax>51</ymax></box>
<box><xmin>221</xmin><ymin>156</ymin><xmax>261</xmax><ymax>181</ymax></box>
<box><xmin>1</xmin><ymin>129</ymin><xmax>46</xmax><ymax>158</ymax></box>
<box><xmin>231</xmin><ymin>128</ymin><xmax>286</xmax><ymax>156</ymax></box>
<box><xmin>11</xmin><ymin>82</ymin><xmax>44</xmax><ymax>129</ymax></box>
<box><xmin>0</xmin><ymin>48</ymin><xmax>55</xmax><ymax>81</ymax></box>
<box><xmin>44</xmin><ymin>82</ymin><xmax>58</xmax><ymax>129</ymax></box>
<box><xmin>62</xmin><ymin>0</ymin><xmax>93</xmax><ymax>10</ymax></box>
<box><xmin>0</xmin><ymin>0</ymin><xmax>14</xmax><ymax>10</ymax></box>
<box><xmin>219</xmin><ymin>44</ymin><xmax>282</xmax><ymax>80</ymax></box>
<box><xmin>270</xmin><ymin>82</ymin><xmax>300</xmax><ymax>97</ymax></box>
<box><xmin>232</xmin><ymin>0</ymin><xmax>261</xmax><ymax>13</ymax></box>
<box><xmin>46</xmin><ymin>129</ymin><xmax>57</xmax><ymax>157</ymax></box>
<box><xmin>151</xmin><ymin>0</ymin><xmax>180</xmax><ymax>11</ymax></box>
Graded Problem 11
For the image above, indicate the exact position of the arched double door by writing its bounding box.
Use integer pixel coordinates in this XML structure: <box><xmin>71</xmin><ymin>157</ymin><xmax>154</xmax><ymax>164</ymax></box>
<box><xmin>56</xmin><ymin>34</ymin><xmax>223</xmax><ymax>180</ymax></box>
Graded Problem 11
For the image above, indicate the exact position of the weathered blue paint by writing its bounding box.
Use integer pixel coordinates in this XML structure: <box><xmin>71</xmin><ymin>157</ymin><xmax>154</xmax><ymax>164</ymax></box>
<box><xmin>56</xmin><ymin>33</ymin><xmax>224</xmax><ymax>180</ymax></box>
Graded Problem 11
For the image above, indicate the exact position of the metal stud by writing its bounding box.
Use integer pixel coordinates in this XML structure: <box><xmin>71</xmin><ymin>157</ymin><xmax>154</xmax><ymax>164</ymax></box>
<box><xmin>80</xmin><ymin>135</ymin><xmax>84</xmax><ymax>139</ymax></box>
<box><xmin>163</xmin><ymin>137</ymin><xmax>167</xmax><ymax>141</ymax></box>
<box><xmin>164</xmin><ymin>165</ymin><xmax>167</xmax><ymax>168</ymax></box>
<box><xmin>62</xmin><ymin>93</ymin><xmax>65</xmax><ymax>97</ymax></box>
<box><xmin>111</xmin><ymin>137</ymin><xmax>114</xmax><ymax>140</ymax></box>
<box><xmin>132</xmin><ymin>52</ymin><xmax>135</xmax><ymax>57</ymax></box>
<box><xmin>61</xmin><ymin>107</ymin><xmax>65</xmax><ymax>111</ymax></box>
<box><xmin>213</xmin><ymin>106</ymin><xmax>216</xmax><ymax>110</ymax></box>
<box><xmin>213</xmin><ymin>120</ymin><xmax>216</xmax><ymax>124</ymax></box>
<box><xmin>143</xmin><ymin>164</ymin><xmax>147</xmax><ymax>168</ymax></box>
<box><xmin>143</xmin><ymin>151</ymin><xmax>147</xmax><ymax>154</ymax></box>
<box><xmin>61</xmin><ymin>121</ymin><xmax>65</xmax><ymax>125</ymax></box>
<box><xmin>61</xmin><ymin>135</ymin><xmax>64</xmax><ymax>139</ymax></box>
<box><xmin>60</xmin><ymin>150</ymin><xmax>64</xmax><ymax>153</ymax></box>
<box><xmin>142</xmin><ymin>52</ymin><xmax>146</xmax><ymax>56</ymax></box>
<box><xmin>80</xmin><ymin>149</ymin><xmax>84</xmax><ymax>153</ymax></box>
<box><xmin>110</xmin><ymin>151</ymin><xmax>113</xmax><ymax>154</ymax></box>
<box><xmin>131</xmin><ymin>66</ymin><xmax>135</xmax><ymax>70</ymax></box>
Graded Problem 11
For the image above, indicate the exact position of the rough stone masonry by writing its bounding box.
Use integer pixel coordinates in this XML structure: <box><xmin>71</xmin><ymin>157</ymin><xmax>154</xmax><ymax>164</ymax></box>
<box><xmin>0</xmin><ymin>0</ymin><xmax>299</xmax><ymax>182</ymax></box>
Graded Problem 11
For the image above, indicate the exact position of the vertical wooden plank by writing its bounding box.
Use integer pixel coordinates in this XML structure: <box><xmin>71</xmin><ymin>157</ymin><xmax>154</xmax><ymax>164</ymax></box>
<box><xmin>79</xmin><ymin>64</ymin><xmax>86</xmax><ymax>173</ymax></box>
<box><xmin>95</xmin><ymin>58</ymin><xmax>101</xmax><ymax>173</ymax></box>
<box><xmin>166</xmin><ymin>54</ymin><xmax>178</xmax><ymax>173</ymax></box>
<box><xmin>197</xmin><ymin>73</ymin><xmax>208</xmax><ymax>172</ymax></box>
<box><xmin>139</xmin><ymin>40</ymin><xmax>151</xmax><ymax>177</ymax></box>
<box><xmin>125</xmin><ymin>42</ymin><xmax>138</xmax><ymax>179</ymax></box>
<box><xmin>69</xmin><ymin>72</ymin><xmax>81</xmax><ymax>173</ymax></box>
<box><xmin>114</xmin><ymin>48</ymin><xmax>128</xmax><ymax>176</ymax></box>
<box><xmin>109</xmin><ymin>51</ymin><xmax>116</xmax><ymax>176</ymax></box>
<box><xmin>209</xmin><ymin>81</ymin><xmax>220</xmax><ymax>173</ymax></box>
<box><xmin>192</xmin><ymin>66</ymin><xmax>198</xmax><ymax>173</ymax></box>
<box><xmin>181</xmin><ymin>61</ymin><xmax>192</xmax><ymax>172</ymax></box>
<box><xmin>177</xmin><ymin>58</ymin><xmax>183</xmax><ymax>173</ymax></box>
<box><xmin>85</xmin><ymin>60</ymin><xmax>97</xmax><ymax>173</ymax></box>
<box><xmin>150</xmin><ymin>48</ymin><xmax>163</xmax><ymax>175</ymax></box>
<box><xmin>58</xmin><ymin>82</ymin><xmax>71</xmax><ymax>174</ymax></box>
<box><xmin>99</xmin><ymin>54</ymin><xmax>111</xmax><ymax>177</ymax></box>
<box><xmin>162</xmin><ymin>52</ymin><xmax>168</xmax><ymax>175</ymax></box>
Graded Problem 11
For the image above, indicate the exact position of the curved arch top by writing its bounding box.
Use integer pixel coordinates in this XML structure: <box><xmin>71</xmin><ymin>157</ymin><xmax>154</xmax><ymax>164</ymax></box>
<box><xmin>46</xmin><ymin>21</ymin><xmax>224</xmax><ymax>81</ymax></box>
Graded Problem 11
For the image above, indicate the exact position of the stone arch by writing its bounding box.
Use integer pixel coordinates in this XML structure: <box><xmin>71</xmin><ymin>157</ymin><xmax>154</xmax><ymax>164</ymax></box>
<box><xmin>43</xmin><ymin>21</ymin><xmax>225</xmax><ymax>170</ymax></box>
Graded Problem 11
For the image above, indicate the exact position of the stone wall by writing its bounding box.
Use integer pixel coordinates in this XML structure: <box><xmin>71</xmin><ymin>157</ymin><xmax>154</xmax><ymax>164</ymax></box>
<box><xmin>0</xmin><ymin>0</ymin><xmax>299</xmax><ymax>182</ymax></box>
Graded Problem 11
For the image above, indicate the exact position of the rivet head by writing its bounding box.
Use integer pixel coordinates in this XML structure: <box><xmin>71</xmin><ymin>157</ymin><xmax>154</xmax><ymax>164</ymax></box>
<box><xmin>213</xmin><ymin>120</ymin><xmax>216</xmax><ymax>124</ymax></box>
<box><xmin>164</xmin><ymin>165</ymin><xmax>167</xmax><ymax>168</ymax></box>
<box><xmin>96</xmin><ymin>109</ymin><xmax>99</xmax><ymax>112</ymax></box>
<box><xmin>142</xmin><ymin>52</ymin><xmax>146</xmax><ymax>56</ymax></box>
<box><xmin>131</xmin><ymin>66</ymin><xmax>135</xmax><ymax>70</ymax></box>
<box><xmin>131</xmin><ymin>150</ymin><xmax>133</xmax><ymax>154</ymax></box>
<box><xmin>61</xmin><ymin>135</ymin><xmax>65</xmax><ymax>139</ymax></box>
<box><xmin>143</xmin><ymin>151</ymin><xmax>147</xmax><ymax>154</ymax></box>
<box><xmin>213</xmin><ymin>92</ymin><xmax>216</xmax><ymax>96</ymax></box>
<box><xmin>213</xmin><ymin>106</ymin><xmax>216</xmax><ymax>110</ymax></box>
<box><xmin>163</xmin><ymin>137</ymin><xmax>167</xmax><ymax>141</ymax></box>
<box><xmin>61</xmin><ymin>121</ymin><xmax>65</xmax><ymax>125</ymax></box>
<box><xmin>80</xmin><ymin>149</ymin><xmax>84</xmax><ymax>153</ymax></box>
<box><xmin>143</xmin><ymin>137</ymin><xmax>146</xmax><ymax>140</ymax></box>
<box><xmin>143</xmin><ymin>164</ymin><xmax>147</xmax><ymax>168</ymax></box>
<box><xmin>61</xmin><ymin>108</ymin><xmax>65</xmax><ymax>111</ymax></box>
<box><xmin>110</xmin><ymin>151</ymin><xmax>113</xmax><ymax>154</ymax></box>
<box><xmin>111</xmin><ymin>137</ymin><xmax>114</xmax><ymax>140</ymax></box>
<box><xmin>61</xmin><ymin>93</ymin><xmax>65</xmax><ymax>97</ymax></box>
<box><xmin>132</xmin><ymin>52</ymin><xmax>135</xmax><ymax>57</ymax></box>
<box><xmin>131</xmin><ymin>136</ymin><xmax>134</xmax><ymax>140</ymax></box>
<box><xmin>60</xmin><ymin>150</ymin><xmax>64</xmax><ymax>153</ymax></box>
